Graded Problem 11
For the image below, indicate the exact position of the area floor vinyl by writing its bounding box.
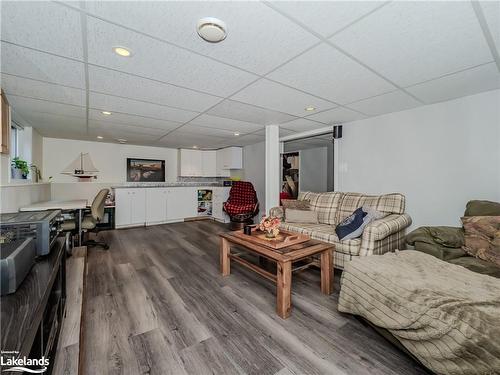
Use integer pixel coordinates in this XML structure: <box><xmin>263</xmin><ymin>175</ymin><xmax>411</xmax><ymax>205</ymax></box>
<box><xmin>82</xmin><ymin>221</ymin><xmax>430</xmax><ymax>375</ymax></box>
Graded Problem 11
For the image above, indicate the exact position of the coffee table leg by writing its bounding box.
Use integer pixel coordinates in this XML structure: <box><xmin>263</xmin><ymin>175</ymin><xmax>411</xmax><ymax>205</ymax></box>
<box><xmin>320</xmin><ymin>249</ymin><xmax>333</xmax><ymax>294</ymax></box>
<box><xmin>220</xmin><ymin>238</ymin><xmax>230</xmax><ymax>276</ymax></box>
<box><xmin>276</xmin><ymin>261</ymin><xmax>292</xmax><ymax>319</ymax></box>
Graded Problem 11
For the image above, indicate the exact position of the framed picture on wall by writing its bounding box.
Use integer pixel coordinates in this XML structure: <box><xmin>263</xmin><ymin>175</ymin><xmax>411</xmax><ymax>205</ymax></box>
<box><xmin>126</xmin><ymin>158</ymin><xmax>165</xmax><ymax>182</ymax></box>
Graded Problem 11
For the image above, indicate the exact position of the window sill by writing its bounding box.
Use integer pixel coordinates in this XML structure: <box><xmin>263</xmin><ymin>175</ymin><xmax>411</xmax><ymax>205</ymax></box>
<box><xmin>0</xmin><ymin>181</ymin><xmax>51</xmax><ymax>188</ymax></box>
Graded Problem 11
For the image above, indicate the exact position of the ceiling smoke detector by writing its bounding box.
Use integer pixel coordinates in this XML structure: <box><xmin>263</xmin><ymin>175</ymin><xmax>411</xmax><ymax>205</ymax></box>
<box><xmin>197</xmin><ymin>17</ymin><xmax>227</xmax><ymax>43</ymax></box>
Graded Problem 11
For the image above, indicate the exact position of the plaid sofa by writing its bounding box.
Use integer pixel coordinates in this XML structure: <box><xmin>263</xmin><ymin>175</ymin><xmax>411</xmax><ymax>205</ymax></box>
<box><xmin>270</xmin><ymin>192</ymin><xmax>412</xmax><ymax>269</ymax></box>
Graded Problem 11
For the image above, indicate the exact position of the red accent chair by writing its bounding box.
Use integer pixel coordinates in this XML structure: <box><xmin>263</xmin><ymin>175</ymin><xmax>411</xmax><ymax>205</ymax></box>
<box><xmin>223</xmin><ymin>181</ymin><xmax>259</xmax><ymax>229</ymax></box>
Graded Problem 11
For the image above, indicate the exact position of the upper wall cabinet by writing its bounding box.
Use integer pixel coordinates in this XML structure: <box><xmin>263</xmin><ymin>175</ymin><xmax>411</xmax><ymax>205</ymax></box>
<box><xmin>179</xmin><ymin>147</ymin><xmax>242</xmax><ymax>177</ymax></box>
<box><xmin>179</xmin><ymin>149</ymin><xmax>203</xmax><ymax>177</ymax></box>
<box><xmin>217</xmin><ymin>147</ymin><xmax>243</xmax><ymax>170</ymax></box>
<box><xmin>0</xmin><ymin>90</ymin><xmax>11</xmax><ymax>155</ymax></box>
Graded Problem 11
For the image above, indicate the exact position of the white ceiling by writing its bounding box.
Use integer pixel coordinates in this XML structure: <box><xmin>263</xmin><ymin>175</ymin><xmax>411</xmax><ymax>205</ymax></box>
<box><xmin>1</xmin><ymin>1</ymin><xmax>499</xmax><ymax>149</ymax></box>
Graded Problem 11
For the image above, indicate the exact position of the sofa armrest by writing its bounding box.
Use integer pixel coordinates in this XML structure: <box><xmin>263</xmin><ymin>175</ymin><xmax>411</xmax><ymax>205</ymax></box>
<box><xmin>269</xmin><ymin>206</ymin><xmax>284</xmax><ymax>220</ymax></box>
<box><xmin>406</xmin><ymin>226</ymin><xmax>465</xmax><ymax>260</ymax></box>
<box><xmin>362</xmin><ymin>213</ymin><xmax>412</xmax><ymax>242</ymax></box>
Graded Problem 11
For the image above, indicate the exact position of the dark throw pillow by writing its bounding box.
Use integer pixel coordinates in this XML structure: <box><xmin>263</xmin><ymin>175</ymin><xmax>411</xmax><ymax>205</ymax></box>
<box><xmin>335</xmin><ymin>207</ymin><xmax>366</xmax><ymax>241</ymax></box>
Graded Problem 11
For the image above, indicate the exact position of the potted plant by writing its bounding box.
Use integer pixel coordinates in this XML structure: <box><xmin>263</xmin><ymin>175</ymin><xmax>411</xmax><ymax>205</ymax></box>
<box><xmin>11</xmin><ymin>157</ymin><xmax>30</xmax><ymax>179</ymax></box>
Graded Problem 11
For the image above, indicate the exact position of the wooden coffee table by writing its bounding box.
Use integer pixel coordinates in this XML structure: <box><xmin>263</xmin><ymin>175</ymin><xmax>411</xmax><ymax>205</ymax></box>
<box><xmin>219</xmin><ymin>231</ymin><xmax>334</xmax><ymax>319</ymax></box>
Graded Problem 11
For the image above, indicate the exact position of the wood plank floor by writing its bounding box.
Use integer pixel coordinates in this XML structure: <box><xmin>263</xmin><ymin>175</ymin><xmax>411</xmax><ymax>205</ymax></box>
<box><xmin>82</xmin><ymin>221</ymin><xmax>430</xmax><ymax>375</ymax></box>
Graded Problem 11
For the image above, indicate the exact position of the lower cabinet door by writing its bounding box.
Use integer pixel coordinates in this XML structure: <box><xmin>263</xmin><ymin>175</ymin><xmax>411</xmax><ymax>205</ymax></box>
<box><xmin>115</xmin><ymin>189</ymin><xmax>131</xmax><ymax>226</ymax></box>
<box><xmin>146</xmin><ymin>188</ymin><xmax>168</xmax><ymax>224</ymax></box>
<box><xmin>129</xmin><ymin>189</ymin><xmax>146</xmax><ymax>225</ymax></box>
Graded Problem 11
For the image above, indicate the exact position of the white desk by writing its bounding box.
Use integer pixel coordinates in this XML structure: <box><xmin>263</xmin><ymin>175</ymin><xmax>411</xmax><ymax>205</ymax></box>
<box><xmin>20</xmin><ymin>199</ymin><xmax>88</xmax><ymax>246</ymax></box>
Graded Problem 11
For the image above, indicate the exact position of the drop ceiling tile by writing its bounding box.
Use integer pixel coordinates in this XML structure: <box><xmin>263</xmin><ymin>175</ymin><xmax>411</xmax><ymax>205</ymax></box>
<box><xmin>18</xmin><ymin>111</ymin><xmax>87</xmax><ymax>134</ymax></box>
<box><xmin>88</xmin><ymin>66</ymin><xmax>221</xmax><ymax>112</ymax></box>
<box><xmin>88</xmin><ymin>109</ymin><xmax>181</xmax><ymax>131</ymax></box>
<box><xmin>189</xmin><ymin>114</ymin><xmax>264</xmax><ymax>133</ymax></box>
<box><xmin>175</xmin><ymin>124</ymin><xmax>239</xmax><ymax>138</ymax></box>
<box><xmin>88</xmin><ymin>125</ymin><xmax>163</xmax><ymax>141</ymax></box>
<box><xmin>85</xmin><ymin>1</ymin><xmax>318</xmax><ymax>74</ymax></box>
<box><xmin>479</xmin><ymin>1</ymin><xmax>500</xmax><ymax>52</ymax></box>
<box><xmin>86</xmin><ymin>17</ymin><xmax>257</xmax><ymax>97</ymax></box>
<box><xmin>89</xmin><ymin>92</ymin><xmax>199</xmax><ymax>123</ymax></box>
<box><xmin>1</xmin><ymin>74</ymin><xmax>85</xmax><ymax>106</ymax></box>
<box><xmin>0</xmin><ymin>43</ymin><xmax>85</xmax><ymax>88</ymax></box>
<box><xmin>207</xmin><ymin>99</ymin><xmax>296</xmax><ymax>125</ymax></box>
<box><xmin>158</xmin><ymin>131</ymin><xmax>226</xmax><ymax>149</ymax></box>
<box><xmin>307</xmin><ymin>107</ymin><xmax>367</xmax><ymax>124</ymax></box>
<box><xmin>232</xmin><ymin>79</ymin><xmax>336</xmax><ymax>116</ymax></box>
<box><xmin>268</xmin><ymin>43</ymin><xmax>396</xmax><ymax>104</ymax></box>
<box><xmin>231</xmin><ymin>134</ymin><xmax>266</xmax><ymax>146</ymax></box>
<box><xmin>88</xmin><ymin>121</ymin><xmax>168</xmax><ymax>137</ymax></box>
<box><xmin>1</xmin><ymin>1</ymin><xmax>83</xmax><ymax>60</ymax></box>
<box><xmin>253</xmin><ymin>127</ymin><xmax>297</xmax><ymax>137</ymax></box>
<box><xmin>346</xmin><ymin>90</ymin><xmax>421</xmax><ymax>117</ymax></box>
<box><xmin>8</xmin><ymin>96</ymin><xmax>86</xmax><ymax>118</ymax></box>
<box><xmin>406</xmin><ymin>63</ymin><xmax>500</xmax><ymax>104</ymax></box>
<box><xmin>331</xmin><ymin>1</ymin><xmax>493</xmax><ymax>86</ymax></box>
<box><xmin>268</xmin><ymin>1</ymin><xmax>386</xmax><ymax>37</ymax></box>
<box><xmin>279</xmin><ymin>118</ymin><xmax>330</xmax><ymax>132</ymax></box>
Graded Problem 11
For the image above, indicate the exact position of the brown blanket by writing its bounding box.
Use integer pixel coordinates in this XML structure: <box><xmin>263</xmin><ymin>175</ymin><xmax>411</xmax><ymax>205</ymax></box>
<box><xmin>338</xmin><ymin>250</ymin><xmax>500</xmax><ymax>375</ymax></box>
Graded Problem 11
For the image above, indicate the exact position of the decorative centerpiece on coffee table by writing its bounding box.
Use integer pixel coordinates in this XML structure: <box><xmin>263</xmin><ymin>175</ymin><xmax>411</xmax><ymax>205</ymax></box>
<box><xmin>258</xmin><ymin>216</ymin><xmax>281</xmax><ymax>239</ymax></box>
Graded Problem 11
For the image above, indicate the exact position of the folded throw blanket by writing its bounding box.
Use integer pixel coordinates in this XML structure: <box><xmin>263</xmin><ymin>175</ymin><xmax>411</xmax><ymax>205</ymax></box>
<box><xmin>338</xmin><ymin>250</ymin><xmax>500</xmax><ymax>375</ymax></box>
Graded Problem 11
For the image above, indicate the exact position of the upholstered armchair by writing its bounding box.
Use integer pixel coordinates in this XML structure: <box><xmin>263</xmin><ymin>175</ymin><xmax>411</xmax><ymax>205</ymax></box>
<box><xmin>223</xmin><ymin>181</ymin><xmax>259</xmax><ymax>229</ymax></box>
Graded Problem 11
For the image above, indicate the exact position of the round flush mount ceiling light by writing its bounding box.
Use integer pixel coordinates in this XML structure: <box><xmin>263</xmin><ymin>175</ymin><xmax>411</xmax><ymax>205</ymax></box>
<box><xmin>305</xmin><ymin>106</ymin><xmax>316</xmax><ymax>112</ymax></box>
<box><xmin>234</xmin><ymin>132</ymin><xmax>240</xmax><ymax>136</ymax></box>
<box><xmin>101</xmin><ymin>111</ymin><xmax>112</xmax><ymax>116</ymax></box>
<box><xmin>197</xmin><ymin>17</ymin><xmax>227</xmax><ymax>43</ymax></box>
<box><xmin>97</xmin><ymin>136</ymin><xmax>104</xmax><ymax>139</ymax></box>
<box><xmin>112</xmin><ymin>46</ymin><xmax>132</xmax><ymax>57</ymax></box>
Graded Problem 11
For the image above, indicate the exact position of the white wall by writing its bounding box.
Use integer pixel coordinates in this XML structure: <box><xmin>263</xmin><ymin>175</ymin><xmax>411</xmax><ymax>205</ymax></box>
<box><xmin>43</xmin><ymin>137</ymin><xmax>179</xmax><ymax>201</ymax></box>
<box><xmin>339</xmin><ymin>89</ymin><xmax>500</xmax><ymax>230</ymax></box>
<box><xmin>300</xmin><ymin>147</ymin><xmax>328</xmax><ymax>192</ymax></box>
<box><xmin>242</xmin><ymin>141</ymin><xmax>266</xmax><ymax>221</ymax></box>
<box><xmin>1</xmin><ymin>183</ymin><xmax>51</xmax><ymax>213</ymax></box>
<box><xmin>44</xmin><ymin>138</ymin><xmax>178</xmax><ymax>183</ymax></box>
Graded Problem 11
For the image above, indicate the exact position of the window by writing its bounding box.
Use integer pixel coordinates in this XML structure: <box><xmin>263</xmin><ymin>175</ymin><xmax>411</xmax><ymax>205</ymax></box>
<box><xmin>10</xmin><ymin>125</ymin><xmax>18</xmax><ymax>158</ymax></box>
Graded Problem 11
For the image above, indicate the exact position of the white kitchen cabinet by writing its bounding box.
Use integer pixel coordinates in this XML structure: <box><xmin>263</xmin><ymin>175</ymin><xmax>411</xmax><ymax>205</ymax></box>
<box><xmin>212</xmin><ymin>187</ymin><xmax>231</xmax><ymax>223</ymax></box>
<box><xmin>216</xmin><ymin>147</ymin><xmax>242</xmax><ymax>176</ymax></box>
<box><xmin>167</xmin><ymin>187</ymin><xmax>197</xmax><ymax>221</ymax></box>
<box><xmin>115</xmin><ymin>188</ymin><xmax>146</xmax><ymax>228</ymax></box>
<box><xmin>179</xmin><ymin>149</ymin><xmax>202</xmax><ymax>176</ymax></box>
<box><xmin>202</xmin><ymin>150</ymin><xmax>217</xmax><ymax>177</ymax></box>
<box><xmin>145</xmin><ymin>188</ymin><xmax>168</xmax><ymax>225</ymax></box>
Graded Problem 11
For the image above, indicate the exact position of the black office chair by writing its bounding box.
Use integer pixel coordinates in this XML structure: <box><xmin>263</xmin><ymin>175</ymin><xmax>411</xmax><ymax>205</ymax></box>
<box><xmin>61</xmin><ymin>189</ymin><xmax>110</xmax><ymax>250</ymax></box>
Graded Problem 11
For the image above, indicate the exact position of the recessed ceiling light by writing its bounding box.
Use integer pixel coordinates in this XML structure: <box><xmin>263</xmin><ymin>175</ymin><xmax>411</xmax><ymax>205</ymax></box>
<box><xmin>116</xmin><ymin>138</ymin><xmax>127</xmax><ymax>143</ymax></box>
<box><xmin>305</xmin><ymin>106</ymin><xmax>316</xmax><ymax>112</ymax></box>
<box><xmin>101</xmin><ymin>111</ymin><xmax>112</xmax><ymax>116</ymax></box>
<box><xmin>234</xmin><ymin>132</ymin><xmax>240</xmax><ymax>136</ymax></box>
<box><xmin>112</xmin><ymin>46</ymin><xmax>132</xmax><ymax>57</ymax></box>
<box><xmin>197</xmin><ymin>17</ymin><xmax>227</xmax><ymax>43</ymax></box>
<box><xmin>97</xmin><ymin>136</ymin><xmax>103</xmax><ymax>139</ymax></box>
<box><xmin>193</xmin><ymin>145</ymin><xmax>198</xmax><ymax>149</ymax></box>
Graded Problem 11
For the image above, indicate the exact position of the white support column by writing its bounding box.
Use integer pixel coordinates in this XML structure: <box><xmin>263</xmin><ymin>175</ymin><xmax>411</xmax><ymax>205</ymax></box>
<box><xmin>265</xmin><ymin>124</ymin><xmax>280</xmax><ymax>215</ymax></box>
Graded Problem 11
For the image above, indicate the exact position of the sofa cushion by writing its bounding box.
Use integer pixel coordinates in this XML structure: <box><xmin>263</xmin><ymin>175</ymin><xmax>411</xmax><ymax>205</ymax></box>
<box><xmin>281</xmin><ymin>199</ymin><xmax>310</xmax><ymax>213</ymax></box>
<box><xmin>285</xmin><ymin>209</ymin><xmax>318</xmax><ymax>224</ymax></box>
<box><xmin>298</xmin><ymin>191</ymin><xmax>342</xmax><ymax>225</ymax></box>
<box><xmin>448</xmin><ymin>256</ymin><xmax>500</xmax><ymax>278</ymax></box>
<box><xmin>280</xmin><ymin>222</ymin><xmax>362</xmax><ymax>256</ymax></box>
<box><xmin>336</xmin><ymin>192</ymin><xmax>405</xmax><ymax>223</ymax></box>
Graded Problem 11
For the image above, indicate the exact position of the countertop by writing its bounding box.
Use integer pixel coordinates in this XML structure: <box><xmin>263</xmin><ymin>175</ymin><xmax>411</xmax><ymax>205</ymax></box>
<box><xmin>112</xmin><ymin>182</ymin><xmax>230</xmax><ymax>189</ymax></box>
